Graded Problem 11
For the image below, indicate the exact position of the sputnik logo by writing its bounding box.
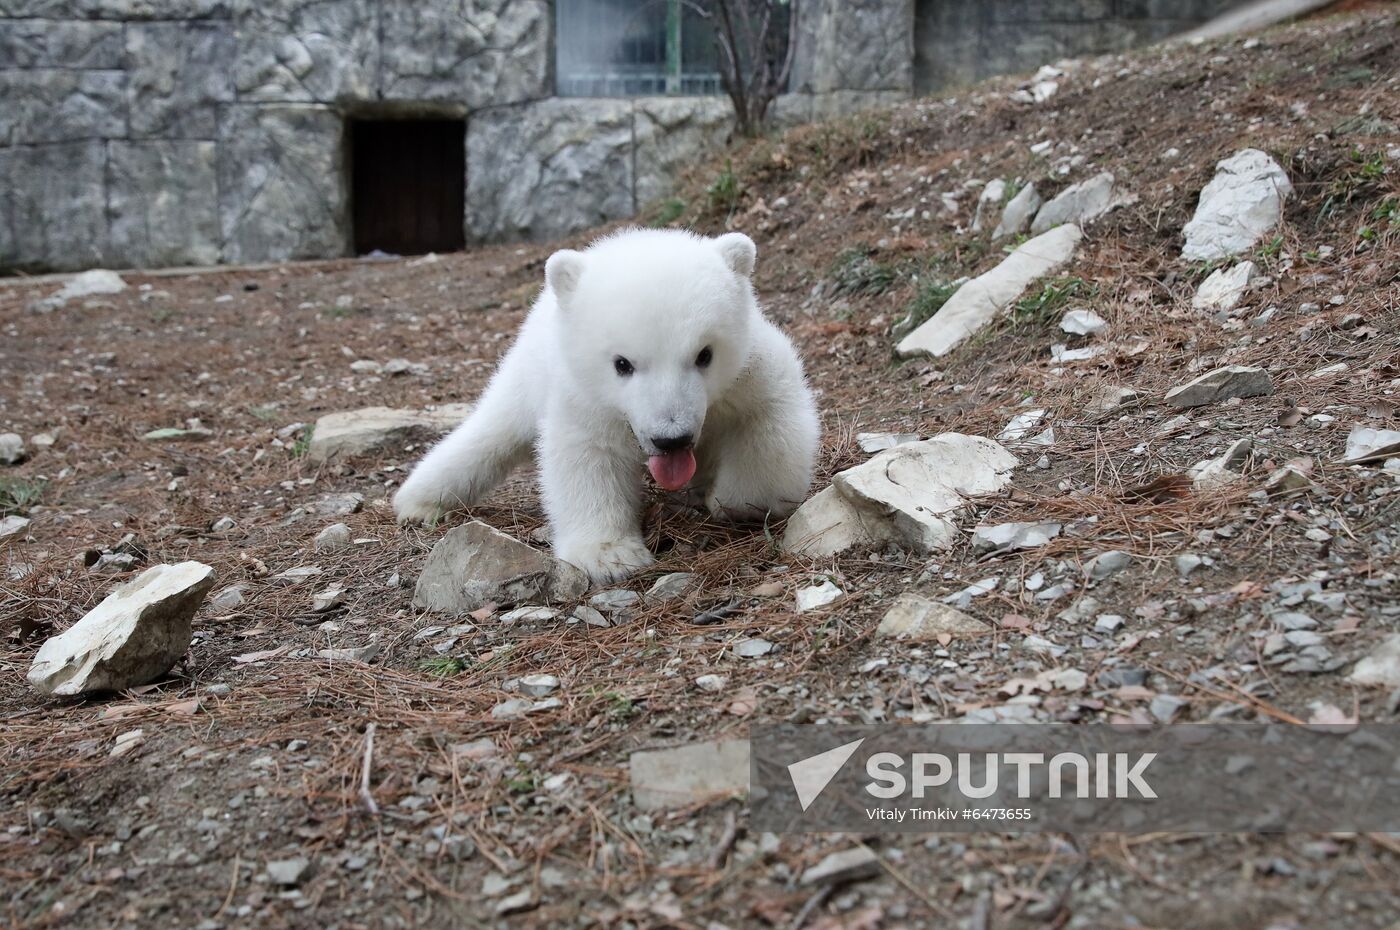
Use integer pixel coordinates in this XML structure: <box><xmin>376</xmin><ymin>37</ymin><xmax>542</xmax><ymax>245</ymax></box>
<box><xmin>787</xmin><ymin>738</ymin><xmax>865</xmax><ymax>812</ymax></box>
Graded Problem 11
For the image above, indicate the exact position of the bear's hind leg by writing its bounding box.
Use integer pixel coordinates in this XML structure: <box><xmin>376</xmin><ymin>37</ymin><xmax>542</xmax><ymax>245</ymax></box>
<box><xmin>705</xmin><ymin>406</ymin><xmax>819</xmax><ymax>523</ymax></box>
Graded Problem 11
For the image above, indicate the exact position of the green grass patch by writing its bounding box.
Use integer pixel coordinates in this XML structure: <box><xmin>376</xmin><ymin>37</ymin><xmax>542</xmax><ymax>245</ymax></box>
<box><xmin>706</xmin><ymin>160</ymin><xmax>743</xmax><ymax>215</ymax></box>
<box><xmin>419</xmin><ymin>656</ymin><xmax>468</xmax><ymax>677</ymax></box>
<box><xmin>1010</xmin><ymin>276</ymin><xmax>1096</xmax><ymax>329</ymax></box>
<box><xmin>288</xmin><ymin>426</ymin><xmax>313</xmax><ymax>459</ymax></box>
<box><xmin>0</xmin><ymin>477</ymin><xmax>44</xmax><ymax>516</ymax></box>
<box><xmin>648</xmin><ymin>197</ymin><xmax>688</xmax><ymax>227</ymax></box>
<box><xmin>828</xmin><ymin>246</ymin><xmax>899</xmax><ymax>298</ymax></box>
<box><xmin>893</xmin><ymin>277</ymin><xmax>960</xmax><ymax>338</ymax></box>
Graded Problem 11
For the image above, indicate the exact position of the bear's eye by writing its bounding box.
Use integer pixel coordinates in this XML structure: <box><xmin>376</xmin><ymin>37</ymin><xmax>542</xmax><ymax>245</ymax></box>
<box><xmin>695</xmin><ymin>346</ymin><xmax>713</xmax><ymax>369</ymax></box>
<box><xmin>614</xmin><ymin>356</ymin><xmax>634</xmax><ymax>377</ymax></box>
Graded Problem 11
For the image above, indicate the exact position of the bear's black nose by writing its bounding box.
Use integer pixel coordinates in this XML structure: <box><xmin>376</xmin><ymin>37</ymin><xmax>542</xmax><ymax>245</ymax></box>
<box><xmin>652</xmin><ymin>433</ymin><xmax>693</xmax><ymax>452</ymax></box>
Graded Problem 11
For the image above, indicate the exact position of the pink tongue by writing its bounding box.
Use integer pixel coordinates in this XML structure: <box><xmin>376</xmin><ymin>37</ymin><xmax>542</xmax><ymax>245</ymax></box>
<box><xmin>648</xmin><ymin>447</ymin><xmax>697</xmax><ymax>491</ymax></box>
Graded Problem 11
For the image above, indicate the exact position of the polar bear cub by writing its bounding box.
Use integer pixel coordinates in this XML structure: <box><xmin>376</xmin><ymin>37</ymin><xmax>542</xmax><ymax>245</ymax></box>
<box><xmin>393</xmin><ymin>228</ymin><xmax>820</xmax><ymax>584</ymax></box>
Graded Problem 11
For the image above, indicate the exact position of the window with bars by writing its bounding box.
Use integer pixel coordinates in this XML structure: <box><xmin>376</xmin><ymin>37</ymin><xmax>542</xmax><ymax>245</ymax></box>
<box><xmin>556</xmin><ymin>0</ymin><xmax>724</xmax><ymax>97</ymax></box>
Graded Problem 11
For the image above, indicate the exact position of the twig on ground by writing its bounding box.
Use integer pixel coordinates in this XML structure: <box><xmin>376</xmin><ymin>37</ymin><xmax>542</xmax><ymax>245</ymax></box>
<box><xmin>359</xmin><ymin>723</ymin><xmax>379</xmax><ymax>817</ymax></box>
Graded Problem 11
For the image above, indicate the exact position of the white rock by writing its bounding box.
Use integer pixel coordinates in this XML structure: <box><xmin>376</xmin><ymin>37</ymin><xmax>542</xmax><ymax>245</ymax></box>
<box><xmin>519</xmin><ymin>674</ymin><xmax>560</xmax><ymax>697</ymax></box>
<box><xmin>311</xmin><ymin>584</ymin><xmax>346</xmax><ymax>612</ymax></box>
<box><xmin>1341</xmin><ymin>425</ymin><xmax>1400</xmax><ymax>464</ymax></box>
<box><xmin>1086</xmin><ymin>384</ymin><xmax>1142</xmax><ymax>416</ymax></box>
<box><xmin>694</xmin><ymin>674</ymin><xmax>728</xmax><ymax>692</ymax></box>
<box><xmin>1059</xmin><ymin>308</ymin><xmax>1106</xmax><ymax>335</ymax></box>
<box><xmin>0</xmin><ymin>515</ymin><xmax>31</xmax><ymax>543</ymax></box>
<box><xmin>39</xmin><ymin>269</ymin><xmax>127</xmax><ymax>310</ymax></box>
<box><xmin>781</xmin><ymin>486</ymin><xmax>885</xmax><ymax>559</ymax></box>
<box><xmin>992</xmin><ymin>183</ymin><xmax>1042</xmax><ymax>239</ymax></box>
<box><xmin>970</xmin><ymin>521</ymin><xmax>1061</xmax><ymax>552</ymax></box>
<box><xmin>733</xmin><ymin>638</ymin><xmax>774</xmax><ymax>658</ymax></box>
<box><xmin>210</xmin><ymin>584</ymin><xmax>247</xmax><ymax>611</ymax></box>
<box><xmin>795</xmin><ymin>580</ymin><xmax>843</xmax><ymax>612</ymax></box>
<box><xmin>306</xmin><ymin>405</ymin><xmax>472</xmax><ymax>463</ymax></box>
<box><xmin>1189</xmin><ymin>438</ymin><xmax>1253</xmax><ymax>490</ymax></box>
<box><xmin>313</xmin><ymin>522</ymin><xmax>353</xmax><ymax>552</ymax></box>
<box><xmin>896</xmin><ymin>224</ymin><xmax>1082</xmax><ymax>358</ymax></box>
<box><xmin>1031</xmin><ymin>172</ymin><xmax>1116</xmax><ymax>234</ymax></box>
<box><xmin>1050</xmin><ymin>344</ymin><xmax>1103</xmax><ymax>363</ymax></box>
<box><xmin>647</xmin><ymin>572</ymin><xmax>696</xmax><ymax>601</ymax></box>
<box><xmin>970</xmin><ymin>178</ymin><xmax>1006</xmax><ymax>233</ymax></box>
<box><xmin>0</xmin><ymin>433</ymin><xmax>26</xmax><ymax>465</ymax></box>
<box><xmin>572</xmin><ymin>604</ymin><xmax>610</xmax><ymax>627</ymax></box>
<box><xmin>317</xmin><ymin>643</ymin><xmax>381</xmax><ymax>663</ymax></box>
<box><xmin>856</xmin><ymin>432</ymin><xmax>921</xmax><ymax>453</ymax></box>
<box><xmin>412</xmin><ymin>521</ymin><xmax>588</xmax><ymax>614</ymax></box>
<box><xmin>500</xmin><ymin>606</ymin><xmax>561</xmax><ymax>623</ymax></box>
<box><xmin>784</xmin><ymin>434</ymin><xmax>1018</xmax><ymax>558</ymax></box>
<box><xmin>591</xmin><ymin>589</ymin><xmax>641</xmax><ymax>611</ymax></box>
<box><xmin>875</xmin><ymin>594</ymin><xmax>987</xmax><ymax>640</ymax></box>
<box><xmin>311</xmin><ymin>492</ymin><xmax>363</xmax><ymax>517</ymax></box>
<box><xmin>1182</xmin><ymin>149</ymin><xmax>1292</xmax><ymax>261</ymax></box>
<box><xmin>1175</xmin><ymin>554</ymin><xmax>1205</xmax><ymax>577</ymax></box>
<box><xmin>1165</xmin><ymin>365</ymin><xmax>1274</xmax><ymax>408</ymax></box>
<box><xmin>27</xmin><ymin>562</ymin><xmax>216</xmax><ymax>696</ymax></box>
<box><xmin>997</xmin><ymin>409</ymin><xmax>1047</xmax><ymax>443</ymax></box>
<box><xmin>1348</xmin><ymin>635</ymin><xmax>1400</xmax><ymax>688</ymax></box>
<box><xmin>110</xmin><ymin>728</ymin><xmax>145</xmax><ymax>757</ymax></box>
<box><xmin>1192</xmin><ymin>261</ymin><xmax>1257</xmax><ymax>312</ymax></box>
<box><xmin>1085</xmin><ymin>550</ymin><xmax>1131</xmax><ymax>581</ymax></box>
<box><xmin>270</xmin><ymin>565</ymin><xmax>322</xmax><ymax>585</ymax></box>
<box><xmin>629</xmin><ymin>739</ymin><xmax>750</xmax><ymax>811</ymax></box>
<box><xmin>266</xmin><ymin>858</ymin><xmax>311</xmax><ymax>886</ymax></box>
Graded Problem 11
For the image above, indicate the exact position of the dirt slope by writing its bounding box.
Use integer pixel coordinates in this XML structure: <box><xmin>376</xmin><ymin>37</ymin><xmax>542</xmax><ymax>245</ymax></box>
<box><xmin>2</xmin><ymin>8</ymin><xmax>1399</xmax><ymax>930</ymax></box>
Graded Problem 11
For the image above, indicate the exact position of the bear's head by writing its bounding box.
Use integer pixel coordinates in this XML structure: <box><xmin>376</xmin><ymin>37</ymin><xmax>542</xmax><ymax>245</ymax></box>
<box><xmin>544</xmin><ymin>229</ymin><xmax>759</xmax><ymax>490</ymax></box>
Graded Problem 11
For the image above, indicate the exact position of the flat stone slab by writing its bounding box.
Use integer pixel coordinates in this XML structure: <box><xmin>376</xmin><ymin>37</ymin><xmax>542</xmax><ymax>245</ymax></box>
<box><xmin>897</xmin><ymin>224</ymin><xmax>1081</xmax><ymax>358</ymax></box>
<box><xmin>992</xmin><ymin>183</ymin><xmax>1041</xmax><ymax>240</ymax></box>
<box><xmin>28</xmin><ymin>561</ymin><xmax>215</xmax><ymax>696</ymax></box>
<box><xmin>1192</xmin><ymin>261</ymin><xmax>1257</xmax><ymax>311</ymax></box>
<box><xmin>629</xmin><ymin>739</ymin><xmax>750</xmax><ymax>811</ymax></box>
<box><xmin>1348</xmin><ymin>635</ymin><xmax>1400</xmax><ymax>688</ymax></box>
<box><xmin>1164</xmin><ymin>365</ymin><xmax>1274</xmax><ymax>408</ymax></box>
<box><xmin>785</xmin><ymin>434</ymin><xmax>1018</xmax><ymax>558</ymax></box>
<box><xmin>970</xmin><ymin>520</ymin><xmax>1062</xmax><ymax>552</ymax></box>
<box><xmin>412</xmin><ymin>521</ymin><xmax>588</xmax><ymax>614</ymax></box>
<box><xmin>1342</xmin><ymin>425</ymin><xmax>1400</xmax><ymax>464</ymax></box>
<box><xmin>0</xmin><ymin>515</ymin><xmax>31</xmax><ymax>543</ymax></box>
<box><xmin>876</xmin><ymin>594</ymin><xmax>988</xmax><ymax>640</ymax></box>
<box><xmin>1031</xmin><ymin>172</ymin><xmax>1115</xmax><ymax>235</ymax></box>
<box><xmin>1182</xmin><ymin>149</ymin><xmax>1292</xmax><ymax>261</ymax></box>
<box><xmin>306</xmin><ymin>404</ymin><xmax>471</xmax><ymax>463</ymax></box>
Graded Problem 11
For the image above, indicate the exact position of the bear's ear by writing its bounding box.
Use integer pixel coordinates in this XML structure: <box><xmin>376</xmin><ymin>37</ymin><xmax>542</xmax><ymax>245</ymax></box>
<box><xmin>545</xmin><ymin>250</ymin><xmax>586</xmax><ymax>303</ymax></box>
<box><xmin>714</xmin><ymin>233</ymin><xmax>756</xmax><ymax>278</ymax></box>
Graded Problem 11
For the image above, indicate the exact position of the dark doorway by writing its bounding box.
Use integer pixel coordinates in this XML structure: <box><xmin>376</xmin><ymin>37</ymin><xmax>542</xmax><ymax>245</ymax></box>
<box><xmin>351</xmin><ymin>119</ymin><xmax>466</xmax><ymax>256</ymax></box>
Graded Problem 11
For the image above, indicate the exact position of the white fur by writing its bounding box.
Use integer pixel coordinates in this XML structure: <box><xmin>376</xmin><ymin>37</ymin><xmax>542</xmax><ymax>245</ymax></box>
<box><xmin>393</xmin><ymin>228</ymin><xmax>820</xmax><ymax>584</ymax></box>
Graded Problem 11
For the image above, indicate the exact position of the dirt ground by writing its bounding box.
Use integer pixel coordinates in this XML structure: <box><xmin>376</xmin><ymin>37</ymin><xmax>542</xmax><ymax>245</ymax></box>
<box><xmin>3</xmin><ymin>8</ymin><xmax>1400</xmax><ymax>930</ymax></box>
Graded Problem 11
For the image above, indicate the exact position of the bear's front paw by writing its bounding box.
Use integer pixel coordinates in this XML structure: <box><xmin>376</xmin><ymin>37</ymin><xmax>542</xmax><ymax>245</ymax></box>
<box><xmin>557</xmin><ymin>537</ymin><xmax>655</xmax><ymax>585</ymax></box>
<box><xmin>392</xmin><ymin>484</ymin><xmax>447</xmax><ymax>525</ymax></box>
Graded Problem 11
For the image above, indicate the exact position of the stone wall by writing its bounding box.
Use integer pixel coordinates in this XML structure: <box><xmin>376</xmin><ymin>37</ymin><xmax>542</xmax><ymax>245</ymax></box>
<box><xmin>0</xmin><ymin>0</ymin><xmax>552</xmax><ymax>271</ymax></box>
<box><xmin>914</xmin><ymin>0</ymin><xmax>1253</xmax><ymax>92</ymax></box>
<box><xmin>1</xmin><ymin>0</ymin><xmax>1251</xmax><ymax>272</ymax></box>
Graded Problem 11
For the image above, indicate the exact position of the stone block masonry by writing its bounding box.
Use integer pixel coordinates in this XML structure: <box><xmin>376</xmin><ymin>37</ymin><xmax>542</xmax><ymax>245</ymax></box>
<box><xmin>0</xmin><ymin>0</ymin><xmax>909</xmax><ymax>271</ymax></box>
<box><xmin>3</xmin><ymin>0</ymin><xmax>1236</xmax><ymax>271</ymax></box>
